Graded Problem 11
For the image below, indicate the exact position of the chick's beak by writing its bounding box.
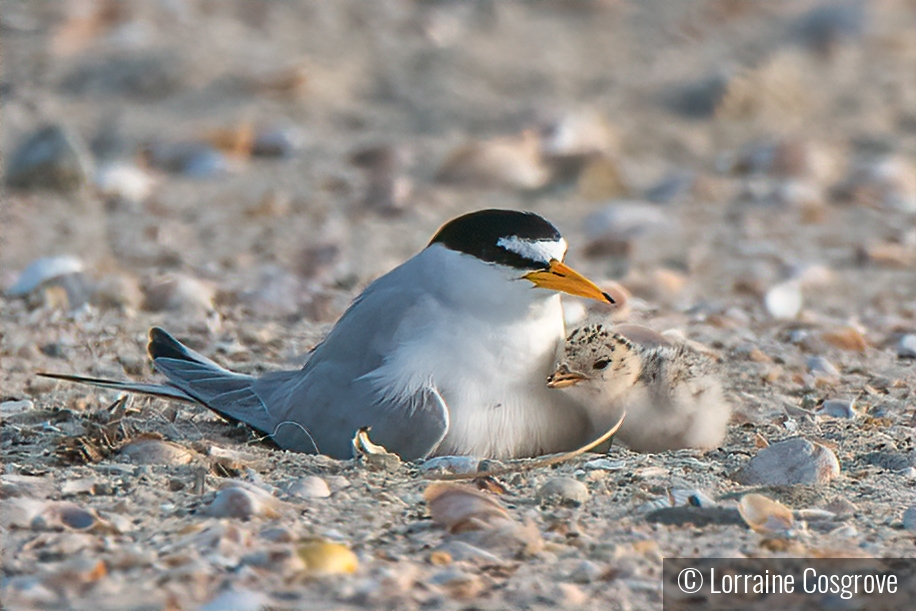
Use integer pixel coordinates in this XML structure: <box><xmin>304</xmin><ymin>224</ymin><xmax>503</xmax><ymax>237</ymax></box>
<box><xmin>547</xmin><ymin>363</ymin><xmax>587</xmax><ymax>389</ymax></box>
<box><xmin>525</xmin><ymin>260</ymin><xmax>614</xmax><ymax>304</ymax></box>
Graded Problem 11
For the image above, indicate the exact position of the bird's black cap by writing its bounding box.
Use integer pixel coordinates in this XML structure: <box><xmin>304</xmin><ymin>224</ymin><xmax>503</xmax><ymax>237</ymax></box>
<box><xmin>428</xmin><ymin>209</ymin><xmax>562</xmax><ymax>270</ymax></box>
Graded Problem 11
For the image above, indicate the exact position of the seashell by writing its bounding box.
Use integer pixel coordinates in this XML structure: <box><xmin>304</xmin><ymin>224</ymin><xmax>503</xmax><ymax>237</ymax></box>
<box><xmin>118</xmin><ymin>436</ymin><xmax>194</xmax><ymax>465</ymax></box>
<box><xmin>807</xmin><ymin>356</ymin><xmax>840</xmax><ymax>378</ymax></box>
<box><xmin>735</xmin><ymin>437</ymin><xmax>840</xmax><ymax>485</ymax></box>
<box><xmin>206</xmin><ymin>484</ymin><xmax>282</xmax><ymax>520</ymax></box>
<box><xmin>424</xmin><ymin>483</ymin><xmax>512</xmax><ymax>533</ymax></box>
<box><xmin>738</xmin><ymin>493</ymin><xmax>795</xmax><ymax>536</ymax></box>
<box><xmin>352</xmin><ymin>427</ymin><xmax>401</xmax><ymax>471</ymax></box>
<box><xmin>286</xmin><ymin>475</ymin><xmax>331</xmax><ymax>499</ymax></box>
<box><xmin>94</xmin><ymin>161</ymin><xmax>156</xmax><ymax>204</ymax></box>
<box><xmin>142</xmin><ymin>273</ymin><xmax>215</xmax><ymax>314</ymax></box>
<box><xmin>818</xmin><ymin>399</ymin><xmax>857</xmax><ymax>419</ymax></box>
<box><xmin>297</xmin><ymin>540</ymin><xmax>359</xmax><ymax>575</ymax></box>
<box><xmin>437</xmin><ymin>130</ymin><xmax>550</xmax><ymax>191</ymax></box>
<box><xmin>536</xmin><ymin>477</ymin><xmax>589</xmax><ymax>507</ymax></box>
<box><xmin>540</xmin><ymin>107</ymin><xmax>618</xmax><ymax>159</ymax></box>
<box><xmin>200</xmin><ymin>589</ymin><xmax>272</xmax><ymax>611</ymax></box>
<box><xmin>6</xmin><ymin>256</ymin><xmax>84</xmax><ymax>297</ymax></box>
<box><xmin>764</xmin><ymin>279</ymin><xmax>802</xmax><ymax>320</ymax></box>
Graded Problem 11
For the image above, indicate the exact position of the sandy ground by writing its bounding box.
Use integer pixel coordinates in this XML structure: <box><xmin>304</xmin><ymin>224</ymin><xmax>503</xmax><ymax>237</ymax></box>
<box><xmin>2</xmin><ymin>0</ymin><xmax>916</xmax><ymax>609</ymax></box>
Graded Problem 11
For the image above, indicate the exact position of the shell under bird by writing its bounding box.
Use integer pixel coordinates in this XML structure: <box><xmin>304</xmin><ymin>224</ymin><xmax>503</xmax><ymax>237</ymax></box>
<box><xmin>41</xmin><ymin>209</ymin><xmax>615</xmax><ymax>460</ymax></box>
<box><xmin>547</xmin><ymin>323</ymin><xmax>731</xmax><ymax>452</ymax></box>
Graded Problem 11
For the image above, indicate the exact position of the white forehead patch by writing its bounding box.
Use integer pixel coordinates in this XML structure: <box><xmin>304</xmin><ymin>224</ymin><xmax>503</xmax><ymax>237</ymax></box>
<box><xmin>497</xmin><ymin>236</ymin><xmax>567</xmax><ymax>264</ymax></box>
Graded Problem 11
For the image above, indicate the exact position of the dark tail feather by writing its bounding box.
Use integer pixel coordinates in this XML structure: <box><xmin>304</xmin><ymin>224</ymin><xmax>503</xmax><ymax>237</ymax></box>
<box><xmin>145</xmin><ymin>327</ymin><xmax>277</xmax><ymax>435</ymax></box>
<box><xmin>36</xmin><ymin>372</ymin><xmax>196</xmax><ymax>403</ymax></box>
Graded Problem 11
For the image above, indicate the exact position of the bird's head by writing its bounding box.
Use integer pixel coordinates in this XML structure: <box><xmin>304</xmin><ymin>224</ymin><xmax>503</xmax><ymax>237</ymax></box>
<box><xmin>428</xmin><ymin>209</ymin><xmax>614</xmax><ymax>305</ymax></box>
<box><xmin>547</xmin><ymin>324</ymin><xmax>640</xmax><ymax>399</ymax></box>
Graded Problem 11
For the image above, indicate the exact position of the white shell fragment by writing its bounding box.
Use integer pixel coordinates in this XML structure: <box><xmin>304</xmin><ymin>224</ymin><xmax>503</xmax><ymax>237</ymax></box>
<box><xmin>764</xmin><ymin>279</ymin><xmax>803</xmax><ymax>320</ymax></box>
<box><xmin>6</xmin><ymin>256</ymin><xmax>84</xmax><ymax>297</ymax></box>
<box><xmin>738</xmin><ymin>493</ymin><xmax>796</xmax><ymax>537</ymax></box>
<box><xmin>736</xmin><ymin>437</ymin><xmax>840</xmax><ymax>485</ymax></box>
<box><xmin>286</xmin><ymin>476</ymin><xmax>331</xmax><ymax>499</ymax></box>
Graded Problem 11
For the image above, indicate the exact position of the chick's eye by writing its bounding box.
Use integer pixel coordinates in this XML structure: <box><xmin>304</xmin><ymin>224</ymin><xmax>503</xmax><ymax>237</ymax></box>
<box><xmin>592</xmin><ymin>359</ymin><xmax>610</xmax><ymax>370</ymax></box>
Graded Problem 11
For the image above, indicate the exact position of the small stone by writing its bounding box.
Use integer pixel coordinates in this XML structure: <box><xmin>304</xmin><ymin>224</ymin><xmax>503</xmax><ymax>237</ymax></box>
<box><xmin>200</xmin><ymin>588</ymin><xmax>272</xmax><ymax>611</ymax></box>
<box><xmin>821</xmin><ymin>327</ymin><xmax>868</xmax><ymax>352</ymax></box>
<box><xmin>818</xmin><ymin>399</ymin><xmax>856</xmax><ymax>419</ymax></box>
<box><xmin>0</xmin><ymin>399</ymin><xmax>36</xmax><ymax>418</ymax></box>
<box><xmin>568</xmin><ymin>560</ymin><xmax>604</xmax><ymax>584</ymax></box>
<box><xmin>118</xmin><ymin>437</ymin><xmax>194</xmax><ymax>465</ymax></box>
<box><xmin>735</xmin><ymin>437</ymin><xmax>840</xmax><ymax>485</ymax></box>
<box><xmin>807</xmin><ymin>356</ymin><xmax>840</xmax><ymax>378</ymax></box>
<box><xmin>903</xmin><ymin>507</ymin><xmax>916</xmax><ymax>532</ymax></box>
<box><xmin>94</xmin><ymin>161</ymin><xmax>156</xmax><ymax>204</ymax></box>
<box><xmin>765</xmin><ymin>279</ymin><xmax>803</xmax><ymax>320</ymax></box>
<box><xmin>536</xmin><ymin>477</ymin><xmax>589</xmax><ymax>506</ymax></box>
<box><xmin>420</xmin><ymin>456</ymin><xmax>479</xmax><ymax>475</ymax></box>
<box><xmin>142</xmin><ymin>273</ymin><xmax>215</xmax><ymax>314</ymax></box>
<box><xmin>144</xmin><ymin>141</ymin><xmax>232</xmax><ymax>178</ymax></box>
<box><xmin>91</xmin><ymin>273</ymin><xmax>143</xmax><ymax>311</ymax></box>
<box><xmin>429</xmin><ymin>568</ymin><xmax>483</xmax><ymax>599</ymax></box>
<box><xmin>583</xmin><ymin>458</ymin><xmax>625</xmax><ymax>471</ymax></box>
<box><xmin>251</xmin><ymin>126</ymin><xmax>305</xmax><ymax>158</ymax></box>
<box><xmin>897</xmin><ymin>335</ymin><xmax>916</xmax><ymax>359</ymax></box>
<box><xmin>5</xmin><ymin>125</ymin><xmax>93</xmax><ymax>192</ymax></box>
<box><xmin>549</xmin><ymin>583</ymin><xmax>588</xmax><ymax>607</ymax></box>
<box><xmin>582</xmin><ymin>201</ymin><xmax>670</xmax><ymax>257</ymax></box>
<box><xmin>436</xmin><ymin>130</ymin><xmax>549</xmax><ymax>191</ymax></box>
<box><xmin>287</xmin><ymin>476</ymin><xmax>331</xmax><ymax>499</ymax></box>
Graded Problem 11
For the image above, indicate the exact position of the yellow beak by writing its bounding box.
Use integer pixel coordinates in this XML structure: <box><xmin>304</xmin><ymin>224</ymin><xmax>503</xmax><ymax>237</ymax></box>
<box><xmin>524</xmin><ymin>260</ymin><xmax>614</xmax><ymax>304</ymax></box>
<box><xmin>547</xmin><ymin>364</ymin><xmax>587</xmax><ymax>389</ymax></box>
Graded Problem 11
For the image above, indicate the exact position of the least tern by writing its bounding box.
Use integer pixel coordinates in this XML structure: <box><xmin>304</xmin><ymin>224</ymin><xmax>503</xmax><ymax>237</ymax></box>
<box><xmin>548</xmin><ymin>323</ymin><xmax>730</xmax><ymax>452</ymax></box>
<box><xmin>43</xmin><ymin>209</ymin><xmax>613</xmax><ymax>460</ymax></box>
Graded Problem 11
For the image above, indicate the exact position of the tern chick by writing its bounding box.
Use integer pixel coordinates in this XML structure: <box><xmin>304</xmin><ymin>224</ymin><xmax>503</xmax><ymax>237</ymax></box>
<box><xmin>548</xmin><ymin>323</ymin><xmax>731</xmax><ymax>452</ymax></box>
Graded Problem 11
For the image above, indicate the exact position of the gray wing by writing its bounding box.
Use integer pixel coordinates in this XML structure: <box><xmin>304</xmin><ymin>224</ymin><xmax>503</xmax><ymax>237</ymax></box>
<box><xmin>255</xmin><ymin>254</ymin><xmax>452</xmax><ymax>460</ymax></box>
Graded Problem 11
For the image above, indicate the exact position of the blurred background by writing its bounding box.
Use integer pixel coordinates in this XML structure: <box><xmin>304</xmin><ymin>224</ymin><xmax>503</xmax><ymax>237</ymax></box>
<box><xmin>2</xmin><ymin>0</ymin><xmax>915</xmax><ymax>339</ymax></box>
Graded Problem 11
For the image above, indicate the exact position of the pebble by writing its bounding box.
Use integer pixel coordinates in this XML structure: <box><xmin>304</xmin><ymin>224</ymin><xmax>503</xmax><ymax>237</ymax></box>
<box><xmin>0</xmin><ymin>399</ymin><xmax>36</xmax><ymax>418</ymax></box>
<box><xmin>581</xmin><ymin>201</ymin><xmax>670</xmax><ymax>256</ymax></box>
<box><xmin>287</xmin><ymin>476</ymin><xmax>331</xmax><ymax>499</ymax></box>
<box><xmin>251</xmin><ymin>126</ymin><xmax>305</xmax><ymax>158</ymax></box>
<box><xmin>91</xmin><ymin>273</ymin><xmax>143</xmax><ymax>311</ymax></box>
<box><xmin>807</xmin><ymin>356</ymin><xmax>840</xmax><ymax>378</ymax></box>
<box><xmin>142</xmin><ymin>273</ymin><xmax>215</xmax><ymax>314</ymax></box>
<box><xmin>794</xmin><ymin>1</ymin><xmax>866</xmax><ymax>54</ymax></box>
<box><xmin>420</xmin><ymin>456</ymin><xmax>479</xmax><ymax>475</ymax></box>
<box><xmin>536</xmin><ymin>477</ymin><xmax>589</xmax><ymax>507</ymax></box>
<box><xmin>5</xmin><ymin>125</ymin><xmax>93</xmax><ymax>192</ymax></box>
<box><xmin>902</xmin><ymin>507</ymin><xmax>916</xmax><ymax>532</ymax></box>
<box><xmin>94</xmin><ymin>161</ymin><xmax>156</xmax><ymax>204</ymax></box>
<box><xmin>144</xmin><ymin>141</ymin><xmax>232</xmax><ymax>178</ymax></box>
<box><xmin>206</xmin><ymin>485</ymin><xmax>281</xmax><ymax>520</ymax></box>
<box><xmin>200</xmin><ymin>588</ymin><xmax>272</xmax><ymax>611</ymax></box>
<box><xmin>297</xmin><ymin>541</ymin><xmax>359</xmax><ymax>575</ymax></box>
<box><xmin>818</xmin><ymin>399</ymin><xmax>856</xmax><ymax>419</ymax></box>
<box><xmin>434</xmin><ymin>541</ymin><xmax>502</xmax><ymax>565</ymax></box>
<box><xmin>429</xmin><ymin>568</ymin><xmax>483</xmax><ymax>599</ymax></box>
<box><xmin>540</xmin><ymin>107</ymin><xmax>617</xmax><ymax>159</ymax></box>
<box><xmin>735</xmin><ymin>437</ymin><xmax>840</xmax><ymax>485</ymax></box>
<box><xmin>436</xmin><ymin>130</ymin><xmax>550</xmax><ymax>191</ymax></box>
<box><xmin>118</xmin><ymin>438</ymin><xmax>195</xmax><ymax>465</ymax></box>
<box><xmin>764</xmin><ymin>279</ymin><xmax>802</xmax><ymax>320</ymax></box>
<box><xmin>568</xmin><ymin>560</ymin><xmax>604</xmax><ymax>584</ymax></box>
<box><xmin>583</xmin><ymin>458</ymin><xmax>625</xmax><ymax>471</ymax></box>
<box><xmin>897</xmin><ymin>335</ymin><xmax>916</xmax><ymax>359</ymax></box>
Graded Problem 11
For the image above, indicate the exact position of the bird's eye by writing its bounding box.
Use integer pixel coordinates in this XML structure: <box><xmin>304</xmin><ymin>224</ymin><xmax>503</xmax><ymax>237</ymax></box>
<box><xmin>593</xmin><ymin>359</ymin><xmax>610</xmax><ymax>370</ymax></box>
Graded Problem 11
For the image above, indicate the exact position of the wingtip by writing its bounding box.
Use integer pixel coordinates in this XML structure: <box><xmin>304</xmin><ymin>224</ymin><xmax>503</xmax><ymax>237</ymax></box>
<box><xmin>147</xmin><ymin>327</ymin><xmax>186</xmax><ymax>361</ymax></box>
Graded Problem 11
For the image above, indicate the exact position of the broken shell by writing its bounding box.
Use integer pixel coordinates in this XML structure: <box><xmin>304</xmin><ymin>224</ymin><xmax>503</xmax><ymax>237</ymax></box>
<box><xmin>420</xmin><ymin>456</ymin><xmax>480</xmax><ymax>476</ymax></box>
<box><xmin>297</xmin><ymin>540</ymin><xmax>359</xmax><ymax>575</ymax></box>
<box><xmin>738</xmin><ymin>493</ymin><xmax>796</xmax><ymax>537</ymax></box>
<box><xmin>424</xmin><ymin>483</ymin><xmax>512</xmax><ymax>533</ymax></box>
<box><xmin>6</xmin><ymin>255</ymin><xmax>85</xmax><ymax>297</ymax></box>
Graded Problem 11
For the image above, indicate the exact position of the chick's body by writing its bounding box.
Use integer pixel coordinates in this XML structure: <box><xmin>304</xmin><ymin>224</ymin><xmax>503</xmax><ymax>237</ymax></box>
<box><xmin>550</xmin><ymin>323</ymin><xmax>731</xmax><ymax>452</ymax></box>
